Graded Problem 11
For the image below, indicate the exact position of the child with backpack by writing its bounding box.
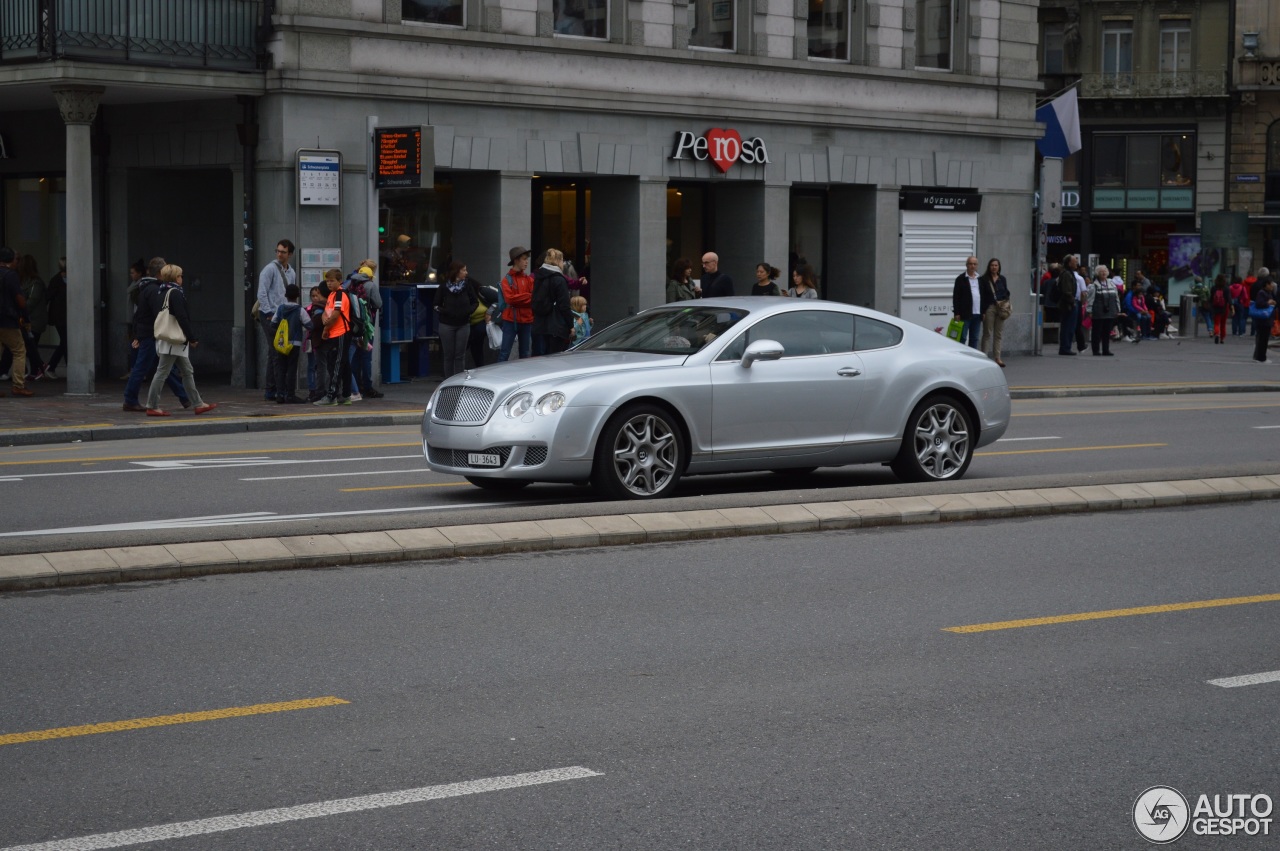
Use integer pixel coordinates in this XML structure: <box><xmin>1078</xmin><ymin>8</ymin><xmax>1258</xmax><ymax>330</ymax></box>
<box><xmin>305</xmin><ymin>285</ymin><xmax>328</xmax><ymax>402</ymax></box>
<box><xmin>343</xmin><ymin>263</ymin><xmax>381</xmax><ymax>400</ymax></box>
<box><xmin>570</xmin><ymin>295</ymin><xmax>591</xmax><ymax>343</ymax></box>
<box><xmin>271</xmin><ymin>284</ymin><xmax>310</xmax><ymax>403</ymax></box>
<box><xmin>1230</xmin><ymin>277</ymin><xmax>1252</xmax><ymax>337</ymax></box>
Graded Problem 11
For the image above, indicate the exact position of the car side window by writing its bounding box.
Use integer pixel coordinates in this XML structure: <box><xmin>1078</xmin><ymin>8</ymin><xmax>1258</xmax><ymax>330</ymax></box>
<box><xmin>853</xmin><ymin>315</ymin><xmax>904</xmax><ymax>351</ymax></box>
<box><xmin>715</xmin><ymin>310</ymin><xmax>853</xmax><ymax>361</ymax></box>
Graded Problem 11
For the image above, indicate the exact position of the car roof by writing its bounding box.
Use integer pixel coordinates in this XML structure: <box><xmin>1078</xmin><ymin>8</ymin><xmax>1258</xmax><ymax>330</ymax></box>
<box><xmin>654</xmin><ymin>297</ymin><xmax>896</xmax><ymax>322</ymax></box>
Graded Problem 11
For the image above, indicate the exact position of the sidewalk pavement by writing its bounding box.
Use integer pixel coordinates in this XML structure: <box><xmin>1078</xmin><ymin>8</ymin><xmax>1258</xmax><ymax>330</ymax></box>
<box><xmin>1</xmin><ymin>331</ymin><xmax>1277</xmax><ymax>447</ymax></box>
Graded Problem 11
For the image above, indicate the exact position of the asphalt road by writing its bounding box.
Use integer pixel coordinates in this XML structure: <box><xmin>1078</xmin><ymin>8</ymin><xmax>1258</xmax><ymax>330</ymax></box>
<box><xmin>2</xmin><ymin>391</ymin><xmax>1279</xmax><ymax>555</ymax></box>
<box><xmin>1</xmin><ymin>503</ymin><xmax>1275</xmax><ymax>849</ymax></box>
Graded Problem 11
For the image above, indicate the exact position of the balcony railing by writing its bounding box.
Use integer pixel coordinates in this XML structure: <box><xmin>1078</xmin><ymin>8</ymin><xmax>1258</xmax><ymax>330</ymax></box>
<box><xmin>1081</xmin><ymin>70</ymin><xmax>1228</xmax><ymax>99</ymax></box>
<box><xmin>0</xmin><ymin>0</ymin><xmax>264</xmax><ymax>69</ymax></box>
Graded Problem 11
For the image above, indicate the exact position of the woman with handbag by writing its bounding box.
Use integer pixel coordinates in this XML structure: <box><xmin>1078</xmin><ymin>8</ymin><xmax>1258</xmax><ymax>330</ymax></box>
<box><xmin>144</xmin><ymin>264</ymin><xmax>216</xmax><ymax>416</ymax></box>
<box><xmin>980</xmin><ymin>257</ymin><xmax>1011</xmax><ymax>367</ymax></box>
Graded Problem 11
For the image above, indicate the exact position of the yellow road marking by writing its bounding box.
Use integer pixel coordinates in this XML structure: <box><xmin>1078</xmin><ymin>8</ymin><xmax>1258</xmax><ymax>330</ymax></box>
<box><xmin>1014</xmin><ymin>402</ymin><xmax>1280</xmax><ymax>417</ymax></box>
<box><xmin>0</xmin><ymin>696</ymin><xmax>350</xmax><ymax>747</ymax></box>
<box><xmin>305</xmin><ymin>430</ymin><xmax>418</xmax><ymax>436</ymax></box>
<box><xmin>1</xmin><ymin>423</ymin><xmax>113</xmax><ymax>432</ymax></box>
<box><xmin>945</xmin><ymin>593</ymin><xmax>1280</xmax><ymax>634</ymax></box>
<box><xmin>341</xmin><ymin>482</ymin><xmax>469</xmax><ymax>492</ymax></box>
<box><xmin>0</xmin><ymin>442</ymin><xmax>419</xmax><ymax>468</ymax></box>
<box><xmin>976</xmin><ymin>442</ymin><xmax>1166</xmax><ymax>457</ymax></box>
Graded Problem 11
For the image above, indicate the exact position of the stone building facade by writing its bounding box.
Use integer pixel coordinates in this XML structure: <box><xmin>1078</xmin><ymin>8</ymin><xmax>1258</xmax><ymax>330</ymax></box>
<box><xmin>0</xmin><ymin>0</ymin><xmax>1042</xmax><ymax>391</ymax></box>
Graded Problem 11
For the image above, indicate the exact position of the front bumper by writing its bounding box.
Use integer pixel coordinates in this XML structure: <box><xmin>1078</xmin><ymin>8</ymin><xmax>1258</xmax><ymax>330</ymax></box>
<box><xmin>421</xmin><ymin>405</ymin><xmax>605</xmax><ymax>482</ymax></box>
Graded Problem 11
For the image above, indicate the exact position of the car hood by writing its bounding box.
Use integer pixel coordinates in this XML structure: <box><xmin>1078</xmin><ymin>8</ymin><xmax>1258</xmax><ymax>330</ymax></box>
<box><xmin>455</xmin><ymin>350</ymin><xmax>686</xmax><ymax>390</ymax></box>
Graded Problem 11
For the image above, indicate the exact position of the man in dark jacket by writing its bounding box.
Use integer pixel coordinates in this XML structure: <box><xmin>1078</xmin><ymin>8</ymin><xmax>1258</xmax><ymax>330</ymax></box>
<box><xmin>951</xmin><ymin>255</ymin><xmax>988</xmax><ymax>349</ymax></box>
<box><xmin>532</xmin><ymin>248</ymin><xmax>573</xmax><ymax>355</ymax></box>
<box><xmin>700</xmin><ymin>252</ymin><xmax>734</xmax><ymax>298</ymax></box>
<box><xmin>1253</xmin><ymin>279</ymin><xmax>1277</xmax><ymax>363</ymax></box>
<box><xmin>123</xmin><ymin>256</ymin><xmax>190</xmax><ymax>411</ymax></box>
<box><xmin>1056</xmin><ymin>255</ymin><xmax>1080</xmax><ymax>356</ymax></box>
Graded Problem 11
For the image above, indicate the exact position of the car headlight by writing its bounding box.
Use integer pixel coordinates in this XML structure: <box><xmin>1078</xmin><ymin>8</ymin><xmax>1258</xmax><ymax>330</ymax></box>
<box><xmin>535</xmin><ymin>392</ymin><xmax>566</xmax><ymax>415</ymax></box>
<box><xmin>505</xmin><ymin>391</ymin><xmax>533</xmax><ymax>418</ymax></box>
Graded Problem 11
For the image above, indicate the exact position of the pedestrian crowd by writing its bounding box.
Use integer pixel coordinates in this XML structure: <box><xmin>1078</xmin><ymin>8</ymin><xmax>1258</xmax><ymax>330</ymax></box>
<box><xmin>8</xmin><ymin>240</ymin><xmax>1280</xmax><ymax>408</ymax></box>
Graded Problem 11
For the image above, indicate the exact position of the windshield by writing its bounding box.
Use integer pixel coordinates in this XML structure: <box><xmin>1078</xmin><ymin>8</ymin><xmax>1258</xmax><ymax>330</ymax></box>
<box><xmin>576</xmin><ymin>307</ymin><xmax>749</xmax><ymax>355</ymax></box>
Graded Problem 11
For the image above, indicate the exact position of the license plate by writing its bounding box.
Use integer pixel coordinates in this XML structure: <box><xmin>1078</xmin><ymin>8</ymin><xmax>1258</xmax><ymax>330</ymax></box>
<box><xmin>467</xmin><ymin>453</ymin><xmax>501</xmax><ymax>467</ymax></box>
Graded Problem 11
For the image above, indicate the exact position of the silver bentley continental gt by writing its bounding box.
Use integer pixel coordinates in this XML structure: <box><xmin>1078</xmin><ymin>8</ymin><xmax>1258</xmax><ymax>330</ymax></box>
<box><xmin>421</xmin><ymin>298</ymin><xmax>1010</xmax><ymax>499</ymax></box>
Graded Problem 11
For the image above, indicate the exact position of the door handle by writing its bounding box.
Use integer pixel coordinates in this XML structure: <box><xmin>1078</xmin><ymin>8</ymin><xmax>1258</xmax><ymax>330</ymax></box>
<box><xmin>837</xmin><ymin>367</ymin><xmax>862</xmax><ymax>377</ymax></box>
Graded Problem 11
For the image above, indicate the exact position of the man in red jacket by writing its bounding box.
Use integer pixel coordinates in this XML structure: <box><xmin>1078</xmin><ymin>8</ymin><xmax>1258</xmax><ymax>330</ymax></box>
<box><xmin>499</xmin><ymin>246</ymin><xmax>535</xmax><ymax>361</ymax></box>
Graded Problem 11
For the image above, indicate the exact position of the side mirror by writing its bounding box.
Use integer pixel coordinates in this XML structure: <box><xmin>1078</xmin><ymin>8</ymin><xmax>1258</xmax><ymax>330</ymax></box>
<box><xmin>741</xmin><ymin>339</ymin><xmax>784</xmax><ymax>368</ymax></box>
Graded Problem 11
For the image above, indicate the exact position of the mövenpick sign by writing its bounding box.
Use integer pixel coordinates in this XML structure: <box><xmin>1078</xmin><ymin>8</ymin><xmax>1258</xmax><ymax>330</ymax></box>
<box><xmin>671</xmin><ymin>129</ymin><xmax>771</xmax><ymax>173</ymax></box>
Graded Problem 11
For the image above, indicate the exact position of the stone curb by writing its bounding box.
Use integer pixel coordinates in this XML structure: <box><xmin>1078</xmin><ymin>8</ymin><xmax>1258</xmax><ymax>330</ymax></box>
<box><xmin>1008</xmin><ymin>383</ymin><xmax>1280</xmax><ymax>400</ymax></box>
<box><xmin>4</xmin><ymin>475</ymin><xmax>1279</xmax><ymax>593</ymax></box>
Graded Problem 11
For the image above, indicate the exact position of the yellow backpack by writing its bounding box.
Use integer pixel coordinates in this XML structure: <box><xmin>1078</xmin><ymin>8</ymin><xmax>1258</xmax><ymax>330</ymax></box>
<box><xmin>273</xmin><ymin>318</ymin><xmax>293</xmax><ymax>355</ymax></box>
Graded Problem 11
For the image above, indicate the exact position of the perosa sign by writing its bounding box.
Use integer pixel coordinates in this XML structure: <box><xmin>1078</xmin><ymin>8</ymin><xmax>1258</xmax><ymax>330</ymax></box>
<box><xmin>670</xmin><ymin>128</ymin><xmax>771</xmax><ymax>173</ymax></box>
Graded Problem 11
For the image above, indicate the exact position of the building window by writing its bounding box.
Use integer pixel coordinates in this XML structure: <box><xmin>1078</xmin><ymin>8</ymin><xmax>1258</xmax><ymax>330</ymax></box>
<box><xmin>1159</xmin><ymin>20</ymin><xmax>1191</xmax><ymax>78</ymax></box>
<box><xmin>554</xmin><ymin>0</ymin><xmax>607</xmax><ymax>38</ymax></box>
<box><xmin>1266</xmin><ymin>121</ymin><xmax>1280</xmax><ymax>213</ymax></box>
<box><xmin>915</xmin><ymin>0</ymin><xmax>951</xmax><ymax>70</ymax></box>
<box><xmin>689</xmin><ymin>0</ymin><xmax>734</xmax><ymax>50</ymax></box>
<box><xmin>1043</xmin><ymin>22</ymin><xmax>1064</xmax><ymax>74</ymax></box>
<box><xmin>1101</xmin><ymin>21</ymin><xmax>1133</xmax><ymax>80</ymax></box>
<box><xmin>1093</xmin><ymin>135</ymin><xmax>1126</xmax><ymax>186</ymax></box>
<box><xmin>808</xmin><ymin>0</ymin><xmax>850</xmax><ymax>61</ymax></box>
<box><xmin>1161</xmin><ymin>134</ymin><xmax>1194</xmax><ymax>186</ymax></box>
<box><xmin>402</xmin><ymin>0</ymin><xmax>463</xmax><ymax>27</ymax></box>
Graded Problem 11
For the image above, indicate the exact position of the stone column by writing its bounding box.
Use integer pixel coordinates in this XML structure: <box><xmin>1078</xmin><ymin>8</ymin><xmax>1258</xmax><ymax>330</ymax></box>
<box><xmin>762</xmin><ymin>183</ymin><xmax>790</xmax><ymax>279</ymax></box>
<box><xmin>51</xmin><ymin>85</ymin><xmax>103</xmax><ymax>396</ymax></box>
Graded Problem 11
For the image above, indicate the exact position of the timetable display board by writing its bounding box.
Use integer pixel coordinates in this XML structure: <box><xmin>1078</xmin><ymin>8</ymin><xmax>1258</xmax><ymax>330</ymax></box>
<box><xmin>298</xmin><ymin>150</ymin><xmax>342</xmax><ymax>206</ymax></box>
<box><xmin>374</xmin><ymin>126</ymin><xmax>434</xmax><ymax>190</ymax></box>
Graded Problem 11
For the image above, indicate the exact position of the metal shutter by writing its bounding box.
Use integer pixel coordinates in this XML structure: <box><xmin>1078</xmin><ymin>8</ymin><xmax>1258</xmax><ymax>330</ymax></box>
<box><xmin>897</xmin><ymin>210</ymin><xmax>978</xmax><ymax>331</ymax></box>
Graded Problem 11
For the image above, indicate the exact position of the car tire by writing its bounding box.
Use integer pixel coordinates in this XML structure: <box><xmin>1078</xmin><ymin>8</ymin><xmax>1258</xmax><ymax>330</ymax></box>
<box><xmin>593</xmin><ymin>403</ymin><xmax>685</xmax><ymax>500</ymax></box>
<box><xmin>464</xmin><ymin>476</ymin><xmax>531</xmax><ymax>492</ymax></box>
<box><xmin>890</xmin><ymin>395</ymin><xmax>974</xmax><ymax>482</ymax></box>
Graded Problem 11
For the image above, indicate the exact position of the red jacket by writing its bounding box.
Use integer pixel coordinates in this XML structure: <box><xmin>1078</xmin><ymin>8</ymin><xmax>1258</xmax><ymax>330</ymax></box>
<box><xmin>501</xmin><ymin>269</ymin><xmax>535</xmax><ymax>324</ymax></box>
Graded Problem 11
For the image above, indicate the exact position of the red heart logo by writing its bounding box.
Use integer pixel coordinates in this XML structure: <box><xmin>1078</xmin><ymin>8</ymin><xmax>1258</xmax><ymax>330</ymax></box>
<box><xmin>705</xmin><ymin>128</ymin><xmax>743</xmax><ymax>173</ymax></box>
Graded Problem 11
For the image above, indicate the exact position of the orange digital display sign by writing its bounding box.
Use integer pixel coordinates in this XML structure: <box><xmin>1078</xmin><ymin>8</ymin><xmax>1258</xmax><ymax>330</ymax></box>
<box><xmin>375</xmin><ymin>127</ymin><xmax>422</xmax><ymax>189</ymax></box>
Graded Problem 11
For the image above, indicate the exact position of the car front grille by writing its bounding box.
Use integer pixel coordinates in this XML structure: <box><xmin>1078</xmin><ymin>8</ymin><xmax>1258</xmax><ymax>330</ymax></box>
<box><xmin>428</xmin><ymin>446</ymin><xmax>513</xmax><ymax>469</ymax></box>
<box><xmin>434</xmin><ymin>386</ymin><xmax>495</xmax><ymax>423</ymax></box>
<box><xmin>521</xmin><ymin>446</ymin><xmax>548</xmax><ymax>466</ymax></box>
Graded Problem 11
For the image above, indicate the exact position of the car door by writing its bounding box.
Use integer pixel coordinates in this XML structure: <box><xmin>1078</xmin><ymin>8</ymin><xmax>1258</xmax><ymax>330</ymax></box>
<box><xmin>844</xmin><ymin>313</ymin><xmax>907</xmax><ymax>445</ymax></box>
<box><xmin>708</xmin><ymin>309</ymin><xmax>862</xmax><ymax>460</ymax></box>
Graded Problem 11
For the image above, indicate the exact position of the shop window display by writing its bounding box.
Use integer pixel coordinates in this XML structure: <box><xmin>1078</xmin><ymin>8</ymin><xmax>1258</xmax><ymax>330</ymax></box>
<box><xmin>1160</xmin><ymin>135</ymin><xmax>1194</xmax><ymax>187</ymax></box>
<box><xmin>1093</xmin><ymin>136</ymin><xmax>1126</xmax><ymax>186</ymax></box>
<box><xmin>378</xmin><ymin>178</ymin><xmax>454</xmax><ymax>285</ymax></box>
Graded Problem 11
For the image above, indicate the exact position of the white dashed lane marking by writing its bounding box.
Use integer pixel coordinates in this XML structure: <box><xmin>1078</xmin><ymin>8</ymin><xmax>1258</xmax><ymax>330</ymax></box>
<box><xmin>1207</xmin><ymin>670</ymin><xmax>1280</xmax><ymax>689</ymax></box>
<box><xmin>1</xmin><ymin>766</ymin><xmax>603</xmax><ymax>851</ymax></box>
